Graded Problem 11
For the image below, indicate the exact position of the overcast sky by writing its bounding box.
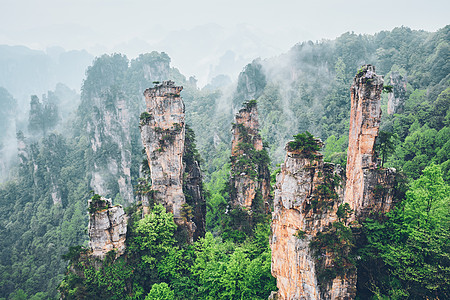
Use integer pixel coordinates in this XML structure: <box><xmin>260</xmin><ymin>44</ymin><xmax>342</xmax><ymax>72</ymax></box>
<box><xmin>1</xmin><ymin>0</ymin><xmax>449</xmax><ymax>84</ymax></box>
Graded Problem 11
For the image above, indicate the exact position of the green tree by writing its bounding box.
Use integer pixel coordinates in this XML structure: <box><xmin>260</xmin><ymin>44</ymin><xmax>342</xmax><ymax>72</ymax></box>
<box><xmin>362</xmin><ymin>164</ymin><xmax>450</xmax><ymax>298</ymax></box>
<box><xmin>132</xmin><ymin>204</ymin><xmax>177</xmax><ymax>268</ymax></box>
<box><xmin>145</xmin><ymin>283</ymin><xmax>174</xmax><ymax>300</ymax></box>
<box><xmin>375</xmin><ymin>131</ymin><xmax>398</xmax><ymax>166</ymax></box>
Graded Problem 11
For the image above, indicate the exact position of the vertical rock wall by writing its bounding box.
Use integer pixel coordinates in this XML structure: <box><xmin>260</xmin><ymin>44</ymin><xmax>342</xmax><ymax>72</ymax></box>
<box><xmin>183</xmin><ymin>153</ymin><xmax>206</xmax><ymax>241</ymax></box>
<box><xmin>88</xmin><ymin>197</ymin><xmax>127</xmax><ymax>259</ymax></box>
<box><xmin>230</xmin><ymin>101</ymin><xmax>271</xmax><ymax>211</ymax></box>
<box><xmin>270</xmin><ymin>65</ymin><xmax>397</xmax><ymax>299</ymax></box>
<box><xmin>140</xmin><ymin>81</ymin><xmax>185</xmax><ymax>218</ymax></box>
<box><xmin>270</xmin><ymin>142</ymin><xmax>354</xmax><ymax>299</ymax></box>
<box><xmin>344</xmin><ymin>65</ymin><xmax>384</xmax><ymax>217</ymax></box>
<box><xmin>140</xmin><ymin>81</ymin><xmax>202</xmax><ymax>241</ymax></box>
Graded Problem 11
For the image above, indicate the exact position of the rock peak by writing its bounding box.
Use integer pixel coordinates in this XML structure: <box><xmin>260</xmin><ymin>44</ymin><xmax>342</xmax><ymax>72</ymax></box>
<box><xmin>140</xmin><ymin>81</ymin><xmax>204</xmax><ymax>243</ymax></box>
<box><xmin>270</xmin><ymin>65</ymin><xmax>397</xmax><ymax>299</ymax></box>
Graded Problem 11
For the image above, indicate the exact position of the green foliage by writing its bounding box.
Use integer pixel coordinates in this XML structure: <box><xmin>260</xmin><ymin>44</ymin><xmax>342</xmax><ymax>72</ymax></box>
<box><xmin>375</xmin><ymin>131</ymin><xmax>398</xmax><ymax>167</ymax></box>
<box><xmin>294</xmin><ymin>230</ymin><xmax>307</xmax><ymax>239</ymax></box>
<box><xmin>139</xmin><ymin>111</ymin><xmax>152</xmax><ymax>124</ymax></box>
<box><xmin>131</xmin><ymin>204</ymin><xmax>177</xmax><ymax>267</ymax></box>
<box><xmin>243</xmin><ymin>99</ymin><xmax>258</xmax><ymax>110</ymax></box>
<box><xmin>336</xmin><ymin>203</ymin><xmax>353</xmax><ymax>222</ymax></box>
<box><xmin>310</xmin><ymin>219</ymin><xmax>355</xmax><ymax>284</ymax></box>
<box><xmin>61</xmin><ymin>246</ymin><xmax>88</xmax><ymax>264</ymax></box>
<box><xmin>88</xmin><ymin>194</ymin><xmax>108</xmax><ymax>213</ymax></box>
<box><xmin>309</xmin><ymin>167</ymin><xmax>342</xmax><ymax>212</ymax></box>
<box><xmin>287</xmin><ymin>131</ymin><xmax>321</xmax><ymax>157</ymax></box>
<box><xmin>60</xmin><ymin>203</ymin><xmax>276</xmax><ymax>299</ymax></box>
<box><xmin>2</xmin><ymin>26</ymin><xmax>450</xmax><ymax>299</ymax></box>
<box><xmin>322</xmin><ymin>135</ymin><xmax>348</xmax><ymax>167</ymax></box>
<box><xmin>145</xmin><ymin>283</ymin><xmax>174</xmax><ymax>300</ymax></box>
<box><xmin>382</xmin><ymin>85</ymin><xmax>394</xmax><ymax>93</ymax></box>
<box><xmin>359</xmin><ymin>164</ymin><xmax>450</xmax><ymax>298</ymax></box>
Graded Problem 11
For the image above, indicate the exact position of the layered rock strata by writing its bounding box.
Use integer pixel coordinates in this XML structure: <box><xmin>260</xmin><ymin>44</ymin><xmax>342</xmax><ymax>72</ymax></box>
<box><xmin>88</xmin><ymin>197</ymin><xmax>127</xmax><ymax>259</ymax></box>
<box><xmin>230</xmin><ymin>100</ymin><xmax>271</xmax><ymax>211</ymax></box>
<box><xmin>387</xmin><ymin>71</ymin><xmax>407</xmax><ymax>115</ymax></box>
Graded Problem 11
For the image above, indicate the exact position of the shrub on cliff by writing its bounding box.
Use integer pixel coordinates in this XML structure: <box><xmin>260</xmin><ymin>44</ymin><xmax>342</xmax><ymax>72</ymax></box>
<box><xmin>287</xmin><ymin>131</ymin><xmax>321</xmax><ymax>157</ymax></box>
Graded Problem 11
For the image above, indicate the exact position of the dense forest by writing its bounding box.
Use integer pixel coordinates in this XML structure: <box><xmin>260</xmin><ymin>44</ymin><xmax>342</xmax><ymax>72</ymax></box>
<box><xmin>0</xmin><ymin>25</ymin><xmax>449</xmax><ymax>299</ymax></box>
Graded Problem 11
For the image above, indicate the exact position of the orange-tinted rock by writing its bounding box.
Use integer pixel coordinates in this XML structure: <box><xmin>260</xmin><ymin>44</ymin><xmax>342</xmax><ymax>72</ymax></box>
<box><xmin>270</xmin><ymin>65</ymin><xmax>397</xmax><ymax>299</ymax></box>
<box><xmin>345</xmin><ymin>65</ymin><xmax>385</xmax><ymax>217</ymax></box>
<box><xmin>270</xmin><ymin>142</ymin><xmax>354</xmax><ymax>299</ymax></box>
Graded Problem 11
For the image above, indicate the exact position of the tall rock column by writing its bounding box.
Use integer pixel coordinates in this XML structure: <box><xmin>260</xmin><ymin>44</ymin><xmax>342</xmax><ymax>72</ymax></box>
<box><xmin>270</xmin><ymin>136</ymin><xmax>355</xmax><ymax>299</ymax></box>
<box><xmin>140</xmin><ymin>80</ymin><xmax>200</xmax><ymax>241</ymax></box>
<box><xmin>270</xmin><ymin>66</ymin><xmax>398</xmax><ymax>299</ymax></box>
<box><xmin>230</xmin><ymin>100</ymin><xmax>271</xmax><ymax>211</ymax></box>
<box><xmin>345</xmin><ymin>65</ymin><xmax>387</xmax><ymax>217</ymax></box>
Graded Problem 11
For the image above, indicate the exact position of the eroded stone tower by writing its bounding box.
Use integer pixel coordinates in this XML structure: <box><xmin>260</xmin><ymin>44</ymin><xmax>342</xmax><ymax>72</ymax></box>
<box><xmin>270</xmin><ymin>65</ymin><xmax>397</xmax><ymax>299</ymax></box>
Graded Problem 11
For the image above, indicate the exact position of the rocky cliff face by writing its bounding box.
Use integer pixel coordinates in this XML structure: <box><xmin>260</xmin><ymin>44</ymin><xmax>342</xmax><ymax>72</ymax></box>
<box><xmin>345</xmin><ymin>65</ymin><xmax>395</xmax><ymax>218</ymax></box>
<box><xmin>140</xmin><ymin>81</ymin><xmax>204</xmax><ymax>242</ymax></box>
<box><xmin>232</xmin><ymin>60</ymin><xmax>266</xmax><ymax>110</ymax></box>
<box><xmin>387</xmin><ymin>71</ymin><xmax>407</xmax><ymax>115</ymax></box>
<box><xmin>86</xmin><ymin>89</ymin><xmax>134</xmax><ymax>204</ymax></box>
<box><xmin>230</xmin><ymin>101</ymin><xmax>271</xmax><ymax>212</ymax></box>
<box><xmin>270</xmin><ymin>65</ymin><xmax>396</xmax><ymax>299</ymax></box>
<box><xmin>270</xmin><ymin>140</ymin><xmax>355</xmax><ymax>299</ymax></box>
<box><xmin>88</xmin><ymin>196</ymin><xmax>127</xmax><ymax>259</ymax></box>
<box><xmin>81</xmin><ymin>53</ymin><xmax>173</xmax><ymax>205</ymax></box>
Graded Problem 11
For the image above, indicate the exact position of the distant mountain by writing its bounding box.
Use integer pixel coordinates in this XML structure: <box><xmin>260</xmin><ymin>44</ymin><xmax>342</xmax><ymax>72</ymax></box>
<box><xmin>0</xmin><ymin>45</ymin><xmax>93</xmax><ymax>104</ymax></box>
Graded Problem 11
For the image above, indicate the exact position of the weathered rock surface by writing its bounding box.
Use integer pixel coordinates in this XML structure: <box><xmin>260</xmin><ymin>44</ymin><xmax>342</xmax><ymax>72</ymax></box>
<box><xmin>140</xmin><ymin>80</ymin><xmax>185</xmax><ymax>217</ymax></box>
<box><xmin>88</xmin><ymin>197</ymin><xmax>127</xmax><ymax>259</ymax></box>
<box><xmin>87</xmin><ymin>92</ymin><xmax>134</xmax><ymax>204</ymax></box>
<box><xmin>387</xmin><ymin>71</ymin><xmax>407</xmax><ymax>115</ymax></box>
<box><xmin>270</xmin><ymin>143</ymin><xmax>353</xmax><ymax>300</ymax></box>
<box><xmin>345</xmin><ymin>65</ymin><xmax>385</xmax><ymax>217</ymax></box>
<box><xmin>270</xmin><ymin>65</ymin><xmax>397</xmax><ymax>299</ymax></box>
<box><xmin>230</xmin><ymin>101</ymin><xmax>271</xmax><ymax>211</ymax></box>
<box><xmin>140</xmin><ymin>80</ymin><xmax>203</xmax><ymax>242</ymax></box>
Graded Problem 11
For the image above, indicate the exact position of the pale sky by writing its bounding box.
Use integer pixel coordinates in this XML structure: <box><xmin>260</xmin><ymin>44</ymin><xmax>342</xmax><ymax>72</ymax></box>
<box><xmin>1</xmin><ymin>0</ymin><xmax>449</xmax><ymax>84</ymax></box>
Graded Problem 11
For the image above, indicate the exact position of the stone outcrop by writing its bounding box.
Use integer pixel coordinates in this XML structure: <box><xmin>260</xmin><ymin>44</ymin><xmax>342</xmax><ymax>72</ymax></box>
<box><xmin>345</xmin><ymin>65</ymin><xmax>395</xmax><ymax>218</ymax></box>
<box><xmin>230</xmin><ymin>100</ymin><xmax>271</xmax><ymax>212</ymax></box>
<box><xmin>140</xmin><ymin>80</ymin><xmax>204</xmax><ymax>242</ymax></box>
<box><xmin>270</xmin><ymin>140</ymin><xmax>355</xmax><ymax>299</ymax></box>
<box><xmin>270</xmin><ymin>65</ymin><xmax>397</xmax><ymax>299</ymax></box>
<box><xmin>387</xmin><ymin>71</ymin><xmax>407</xmax><ymax>115</ymax></box>
<box><xmin>88</xmin><ymin>196</ymin><xmax>127</xmax><ymax>259</ymax></box>
<box><xmin>81</xmin><ymin>53</ymin><xmax>173</xmax><ymax>205</ymax></box>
